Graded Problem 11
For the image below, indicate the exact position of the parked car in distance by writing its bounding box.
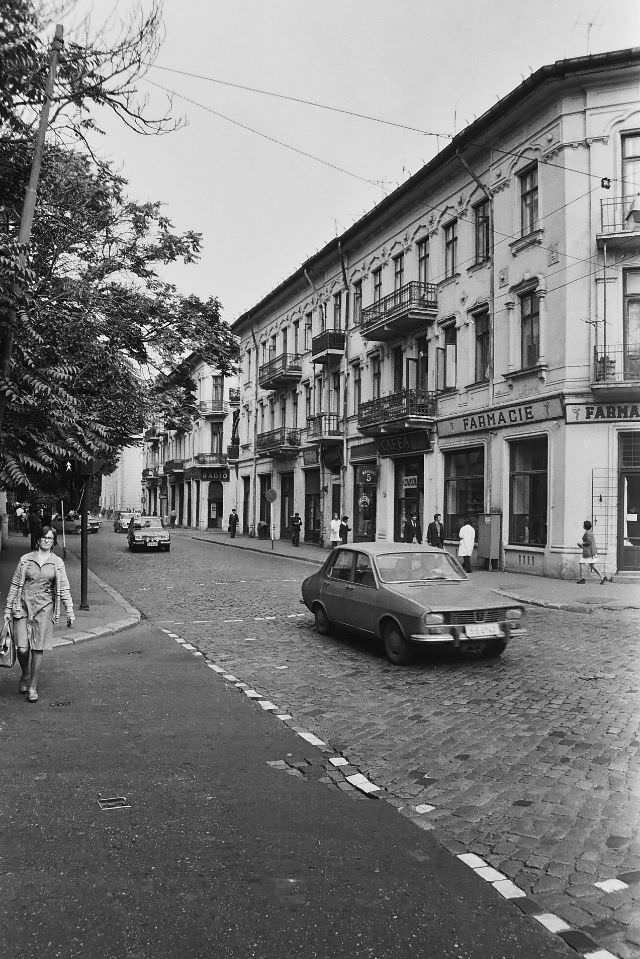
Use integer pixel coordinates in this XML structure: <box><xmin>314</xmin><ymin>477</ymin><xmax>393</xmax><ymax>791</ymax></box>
<box><xmin>301</xmin><ymin>543</ymin><xmax>526</xmax><ymax>665</ymax></box>
<box><xmin>127</xmin><ymin>516</ymin><xmax>170</xmax><ymax>552</ymax></box>
<box><xmin>52</xmin><ymin>512</ymin><xmax>101</xmax><ymax>534</ymax></box>
<box><xmin>114</xmin><ymin>509</ymin><xmax>136</xmax><ymax>532</ymax></box>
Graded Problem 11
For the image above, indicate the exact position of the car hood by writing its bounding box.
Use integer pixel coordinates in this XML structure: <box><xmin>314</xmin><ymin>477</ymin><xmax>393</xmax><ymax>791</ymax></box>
<box><xmin>385</xmin><ymin>581</ymin><xmax>519</xmax><ymax>611</ymax></box>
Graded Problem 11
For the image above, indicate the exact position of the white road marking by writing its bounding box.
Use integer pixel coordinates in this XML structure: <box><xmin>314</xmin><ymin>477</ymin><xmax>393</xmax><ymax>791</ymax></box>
<box><xmin>345</xmin><ymin>773</ymin><xmax>380</xmax><ymax>794</ymax></box>
<box><xmin>329</xmin><ymin>757</ymin><xmax>349</xmax><ymax>767</ymax></box>
<box><xmin>493</xmin><ymin>880</ymin><xmax>526</xmax><ymax>899</ymax></box>
<box><xmin>457</xmin><ymin>853</ymin><xmax>487</xmax><ymax>869</ymax></box>
<box><xmin>259</xmin><ymin>701</ymin><xmax>277</xmax><ymax>710</ymax></box>
<box><xmin>533</xmin><ymin>914</ymin><xmax>571</xmax><ymax>934</ymax></box>
<box><xmin>297</xmin><ymin>731</ymin><xmax>326</xmax><ymax>747</ymax></box>
<box><xmin>415</xmin><ymin>804</ymin><xmax>435</xmax><ymax>814</ymax></box>
<box><xmin>475</xmin><ymin>866</ymin><xmax>506</xmax><ymax>883</ymax></box>
<box><xmin>276</xmin><ymin>714</ymin><xmax>292</xmax><ymax>720</ymax></box>
<box><xmin>594</xmin><ymin>878</ymin><xmax>629</xmax><ymax>893</ymax></box>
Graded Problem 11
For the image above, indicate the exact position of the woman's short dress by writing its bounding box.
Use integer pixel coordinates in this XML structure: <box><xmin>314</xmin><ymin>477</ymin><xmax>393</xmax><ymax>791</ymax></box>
<box><xmin>13</xmin><ymin>560</ymin><xmax>56</xmax><ymax>651</ymax></box>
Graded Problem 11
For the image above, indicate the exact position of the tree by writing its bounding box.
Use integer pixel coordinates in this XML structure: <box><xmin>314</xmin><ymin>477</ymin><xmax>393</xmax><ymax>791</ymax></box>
<box><xmin>0</xmin><ymin>143</ymin><xmax>238</xmax><ymax>492</ymax></box>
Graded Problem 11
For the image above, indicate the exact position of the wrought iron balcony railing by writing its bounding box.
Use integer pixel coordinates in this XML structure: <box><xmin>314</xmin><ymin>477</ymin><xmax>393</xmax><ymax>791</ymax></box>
<box><xmin>164</xmin><ymin>459</ymin><xmax>185</xmax><ymax>473</ymax></box>
<box><xmin>198</xmin><ymin>399</ymin><xmax>229</xmax><ymax>416</ymax></box>
<box><xmin>360</xmin><ymin>281</ymin><xmax>438</xmax><ymax>340</ymax></box>
<box><xmin>311</xmin><ymin>330</ymin><xmax>345</xmax><ymax>363</ymax></box>
<box><xmin>358</xmin><ymin>388</ymin><xmax>437</xmax><ymax>433</ymax></box>
<box><xmin>593</xmin><ymin>344</ymin><xmax>640</xmax><ymax>384</ymax></box>
<box><xmin>306</xmin><ymin>413</ymin><xmax>342</xmax><ymax>440</ymax></box>
<box><xmin>256</xmin><ymin>426</ymin><xmax>301</xmax><ymax>454</ymax></box>
<box><xmin>258</xmin><ymin>353</ymin><xmax>303</xmax><ymax>390</ymax></box>
<box><xmin>599</xmin><ymin>196</ymin><xmax>640</xmax><ymax>235</ymax></box>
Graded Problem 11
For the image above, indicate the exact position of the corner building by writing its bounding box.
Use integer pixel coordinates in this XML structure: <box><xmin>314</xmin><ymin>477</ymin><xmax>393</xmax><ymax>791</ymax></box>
<box><xmin>232</xmin><ymin>49</ymin><xmax>640</xmax><ymax>579</ymax></box>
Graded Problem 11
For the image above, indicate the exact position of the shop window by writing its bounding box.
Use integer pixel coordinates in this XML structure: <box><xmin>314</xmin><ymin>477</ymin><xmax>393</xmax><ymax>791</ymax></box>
<box><xmin>443</xmin><ymin>447</ymin><xmax>484</xmax><ymax>539</ymax></box>
<box><xmin>509</xmin><ymin>437</ymin><xmax>547</xmax><ymax>546</ymax></box>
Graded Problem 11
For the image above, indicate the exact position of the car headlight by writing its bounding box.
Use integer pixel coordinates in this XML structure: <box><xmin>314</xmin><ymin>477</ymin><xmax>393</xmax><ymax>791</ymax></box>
<box><xmin>422</xmin><ymin>612</ymin><xmax>445</xmax><ymax>627</ymax></box>
<box><xmin>505</xmin><ymin>608</ymin><xmax>522</xmax><ymax>620</ymax></box>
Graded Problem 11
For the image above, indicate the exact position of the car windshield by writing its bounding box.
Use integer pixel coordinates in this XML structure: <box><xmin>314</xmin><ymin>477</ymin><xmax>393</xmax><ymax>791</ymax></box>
<box><xmin>133</xmin><ymin>518</ymin><xmax>162</xmax><ymax>530</ymax></box>
<box><xmin>376</xmin><ymin>551</ymin><xmax>465</xmax><ymax>583</ymax></box>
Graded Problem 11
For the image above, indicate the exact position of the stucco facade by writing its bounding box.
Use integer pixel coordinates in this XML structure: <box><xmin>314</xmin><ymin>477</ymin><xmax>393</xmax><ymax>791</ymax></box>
<box><xmin>232</xmin><ymin>49</ymin><xmax>640</xmax><ymax>578</ymax></box>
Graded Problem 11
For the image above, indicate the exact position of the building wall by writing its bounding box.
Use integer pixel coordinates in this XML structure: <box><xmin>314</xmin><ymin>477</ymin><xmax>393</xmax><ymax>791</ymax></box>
<box><xmin>100</xmin><ymin>442</ymin><xmax>144</xmax><ymax>513</ymax></box>
<box><xmin>232</xmin><ymin>54</ymin><xmax>640</xmax><ymax>577</ymax></box>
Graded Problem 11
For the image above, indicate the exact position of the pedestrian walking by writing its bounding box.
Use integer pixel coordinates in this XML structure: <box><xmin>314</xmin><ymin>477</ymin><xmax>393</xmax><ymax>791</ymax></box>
<box><xmin>402</xmin><ymin>512</ymin><xmax>422</xmax><ymax>544</ymax></box>
<box><xmin>426</xmin><ymin>512</ymin><xmax>444</xmax><ymax>548</ymax></box>
<box><xmin>458</xmin><ymin>518</ymin><xmax>475</xmax><ymax>573</ymax></box>
<box><xmin>15</xmin><ymin>503</ymin><xmax>28</xmax><ymax>537</ymax></box>
<box><xmin>169</xmin><ymin>507</ymin><xmax>177</xmax><ymax>528</ymax></box>
<box><xmin>339</xmin><ymin>515</ymin><xmax>351</xmax><ymax>545</ymax></box>
<box><xmin>27</xmin><ymin>505</ymin><xmax>42</xmax><ymax>550</ymax></box>
<box><xmin>577</xmin><ymin>520</ymin><xmax>609</xmax><ymax>584</ymax></box>
<box><xmin>4</xmin><ymin>526</ymin><xmax>75</xmax><ymax>703</ymax></box>
<box><xmin>228</xmin><ymin>508</ymin><xmax>239</xmax><ymax>538</ymax></box>
<box><xmin>329</xmin><ymin>513</ymin><xmax>341</xmax><ymax>550</ymax></box>
<box><xmin>291</xmin><ymin>512</ymin><xmax>302</xmax><ymax>547</ymax></box>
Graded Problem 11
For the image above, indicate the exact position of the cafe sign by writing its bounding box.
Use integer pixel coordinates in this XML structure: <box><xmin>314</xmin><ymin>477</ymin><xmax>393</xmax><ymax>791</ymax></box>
<box><xmin>439</xmin><ymin>396</ymin><xmax>563</xmax><ymax>436</ymax></box>
<box><xmin>566</xmin><ymin>402</ymin><xmax>640</xmax><ymax>423</ymax></box>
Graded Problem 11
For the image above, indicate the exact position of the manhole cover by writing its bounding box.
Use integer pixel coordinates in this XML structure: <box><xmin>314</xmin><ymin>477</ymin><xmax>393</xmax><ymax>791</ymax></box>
<box><xmin>49</xmin><ymin>701</ymin><xmax>71</xmax><ymax>707</ymax></box>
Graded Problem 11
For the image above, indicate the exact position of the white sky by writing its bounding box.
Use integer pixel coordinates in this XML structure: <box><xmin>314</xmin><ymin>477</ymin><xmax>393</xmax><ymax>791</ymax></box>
<box><xmin>65</xmin><ymin>0</ymin><xmax>640</xmax><ymax>323</ymax></box>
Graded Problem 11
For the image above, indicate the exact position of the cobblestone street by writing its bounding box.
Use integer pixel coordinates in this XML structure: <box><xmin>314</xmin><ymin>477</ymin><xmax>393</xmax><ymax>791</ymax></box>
<box><xmin>85</xmin><ymin>530</ymin><xmax>640</xmax><ymax>958</ymax></box>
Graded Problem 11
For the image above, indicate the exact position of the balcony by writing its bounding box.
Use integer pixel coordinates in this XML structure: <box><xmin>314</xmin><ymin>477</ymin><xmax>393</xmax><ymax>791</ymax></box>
<box><xmin>164</xmin><ymin>458</ymin><xmax>184</xmax><ymax>474</ymax></box>
<box><xmin>227</xmin><ymin>444</ymin><xmax>240</xmax><ymax>461</ymax></box>
<box><xmin>187</xmin><ymin>452</ymin><xmax>229</xmax><ymax>468</ymax></box>
<box><xmin>311</xmin><ymin>329</ymin><xmax>345</xmax><ymax>364</ymax></box>
<box><xmin>258</xmin><ymin>353</ymin><xmax>303</xmax><ymax>391</ymax></box>
<box><xmin>597</xmin><ymin>196</ymin><xmax>640</xmax><ymax>250</ymax></box>
<box><xmin>592</xmin><ymin>344</ymin><xmax>640</xmax><ymax>400</ymax></box>
<box><xmin>357</xmin><ymin>388</ymin><xmax>437</xmax><ymax>436</ymax></box>
<box><xmin>256</xmin><ymin>426</ymin><xmax>301</xmax><ymax>457</ymax></box>
<box><xmin>306</xmin><ymin>413</ymin><xmax>342</xmax><ymax>443</ymax></box>
<box><xmin>359</xmin><ymin>281</ymin><xmax>438</xmax><ymax>341</ymax></box>
<box><xmin>198</xmin><ymin>399</ymin><xmax>229</xmax><ymax>418</ymax></box>
<box><xmin>228</xmin><ymin>387</ymin><xmax>241</xmax><ymax>405</ymax></box>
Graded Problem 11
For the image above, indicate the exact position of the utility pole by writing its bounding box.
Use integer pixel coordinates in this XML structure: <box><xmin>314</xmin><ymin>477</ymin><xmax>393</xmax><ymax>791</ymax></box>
<box><xmin>0</xmin><ymin>24</ymin><xmax>64</xmax><ymax>436</ymax></box>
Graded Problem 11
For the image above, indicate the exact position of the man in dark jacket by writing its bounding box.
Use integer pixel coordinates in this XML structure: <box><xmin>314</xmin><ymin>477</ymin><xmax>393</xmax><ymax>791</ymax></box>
<box><xmin>402</xmin><ymin>513</ymin><xmax>422</xmax><ymax>544</ymax></box>
<box><xmin>426</xmin><ymin>512</ymin><xmax>444</xmax><ymax>548</ymax></box>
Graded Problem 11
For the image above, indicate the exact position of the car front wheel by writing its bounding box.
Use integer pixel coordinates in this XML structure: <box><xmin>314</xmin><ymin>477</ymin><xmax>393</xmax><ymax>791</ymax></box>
<box><xmin>383</xmin><ymin>623</ymin><xmax>415</xmax><ymax>666</ymax></box>
<box><xmin>314</xmin><ymin>605</ymin><xmax>331</xmax><ymax>635</ymax></box>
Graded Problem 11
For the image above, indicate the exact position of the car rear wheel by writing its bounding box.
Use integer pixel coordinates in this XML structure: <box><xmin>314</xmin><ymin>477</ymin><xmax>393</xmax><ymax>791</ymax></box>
<box><xmin>481</xmin><ymin>639</ymin><xmax>507</xmax><ymax>658</ymax></box>
<box><xmin>314</xmin><ymin>605</ymin><xmax>331</xmax><ymax>635</ymax></box>
<box><xmin>383</xmin><ymin>623</ymin><xmax>415</xmax><ymax>666</ymax></box>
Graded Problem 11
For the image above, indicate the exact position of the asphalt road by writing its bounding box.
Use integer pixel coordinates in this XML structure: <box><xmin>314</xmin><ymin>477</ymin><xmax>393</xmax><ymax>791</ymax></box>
<box><xmin>69</xmin><ymin>528</ymin><xmax>640</xmax><ymax>958</ymax></box>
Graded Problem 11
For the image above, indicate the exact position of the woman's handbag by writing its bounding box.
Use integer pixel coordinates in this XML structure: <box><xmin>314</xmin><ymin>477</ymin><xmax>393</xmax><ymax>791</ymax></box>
<box><xmin>0</xmin><ymin>618</ymin><xmax>16</xmax><ymax>668</ymax></box>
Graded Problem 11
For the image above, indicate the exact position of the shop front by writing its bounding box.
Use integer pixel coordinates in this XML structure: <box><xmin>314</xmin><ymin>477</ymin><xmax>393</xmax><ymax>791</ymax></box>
<box><xmin>619</xmin><ymin>431</ymin><xmax>640</xmax><ymax>571</ymax></box>
<box><xmin>353</xmin><ymin>463</ymin><xmax>378</xmax><ymax>542</ymax></box>
<box><xmin>375</xmin><ymin>431</ymin><xmax>430</xmax><ymax>541</ymax></box>
<box><xmin>185</xmin><ymin>465</ymin><xmax>230</xmax><ymax>530</ymax></box>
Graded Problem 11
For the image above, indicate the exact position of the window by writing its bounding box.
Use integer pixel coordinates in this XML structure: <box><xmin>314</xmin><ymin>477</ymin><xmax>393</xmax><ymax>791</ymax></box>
<box><xmin>444</xmin><ymin>220</ymin><xmax>458</xmax><ymax>278</ymax></box>
<box><xmin>393</xmin><ymin>252</ymin><xmax>404</xmax><ymax>290</ymax></box>
<box><xmin>246</xmin><ymin>349</ymin><xmax>251</xmax><ymax>380</ymax></box>
<box><xmin>474</xmin><ymin>310</ymin><xmax>490</xmax><ymax>382</ymax></box>
<box><xmin>622</xmin><ymin>134</ymin><xmax>640</xmax><ymax>197</ymax></box>
<box><xmin>371</xmin><ymin>355</ymin><xmax>381</xmax><ymax>399</ymax></box>
<box><xmin>520</xmin><ymin>291</ymin><xmax>539</xmax><ymax>369</ymax></box>
<box><xmin>417</xmin><ymin>238</ymin><xmax>429</xmax><ymax>285</ymax></box>
<box><xmin>333</xmin><ymin>292</ymin><xmax>342</xmax><ymax>330</ymax></box>
<box><xmin>314</xmin><ymin>374</ymin><xmax>323</xmax><ymax>415</ymax></box>
<box><xmin>392</xmin><ymin>346</ymin><xmax>403</xmax><ymax>392</ymax></box>
<box><xmin>520</xmin><ymin>164</ymin><xmax>538</xmax><ymax>236</ymax></box>
<box><xmin>269</xmin><ymin>334</ymin><xmax>277</xmax><ymax>359</ymax></box>
<box><xmin>282</xmin><ymin>327</ymin><xmax>288</xmax><ymax>355</ymax></box>
<box><xmin>261</xmin><ymin>341</ymin><xmax>267</xmax><ymax>364</ymax></box>
<box><xmin>624</xmin><ymin>270</ymin><xmax>640</xmax><ymax>352</ymax></box>
<box><xmin>331</xmin><ymin>372</ymin><xmax>341</xmax><ymax>414</ymax></box>
<box><xmin>509</xmin><ymin>438</ymin><xmax>547</xmax><ymax>546</ymax></box>
<box><xmin>280</xmin><ymin>396</ymin><xmax>287</xmax><ymax>427</ymax></box>
<box><xmin>328</xmin><ymin>550</ymin><xmax>354</xmax><ymax>581</ymax></box>
<box><xmin>416</xmin><ymin>335</ymin><xmax>428</xmax><ymax>389</ymax></box>
<box><xmin>353</xmin><ymin>553</ymin><xmax>376</xmax><ymax>588</ymax></box>
<box><xmin>259</xmin><ymin>403</ymin><xmax>265</xmax><ymax>431</ymax></box>
<box><xmin>474</xmin><ymin>199</ymin><xmax>490</xmax><ymax>263</ymax></box>
<box><xmin>210</xmin><ymin>424</ymin><xmax>223</xmax><ymax>454</ymax></box>
<box><xmin>304</xmin><ymin>312</ymin><xmax>313</xmax><ymax>350</ymax></box>
<box><xmin>353</xmin><ymin>280</ymin><xmax>363</xmax><ymax>325</ymax></box>
<box><xmin>443</xmin><ymin>447</ymin><xmax>485</xmax><ymax>540</ymax></box>
<box><xmin>293</xmin><ymin>320</ymin><xmax>299</xmax><ymax>354</ymax></box>
<box><xmin>211</xmin><ymin>375</ymin><xmax>223</xmax><ymax>407</ymax></box>
<box><xmin>268</xmin><ymin>397</ymin><xmax>274</xmax><ymax>429</ymax></box>
<box><xmin>305</xmin><ymin>384</ymin><xmax>312</xmax><ymax>421</ymax></box>
<box><xmin>352</xmin><ymin>362</ymin><xmax>361</xmax><ymax>413</ymax></box>
<box><xmin>291</xmin><ymin>390</ymin><xmax>298</xmax><ymax>428</ymax></box>
<box><xmin>372</xmin><ymin>267</ymin><xmax>382</xmax><ymax>303</ymax></box>
<box><xmin>437</xmin><ymin>325</ymin><xmax>457</xmax><ymax>390</ymax></box>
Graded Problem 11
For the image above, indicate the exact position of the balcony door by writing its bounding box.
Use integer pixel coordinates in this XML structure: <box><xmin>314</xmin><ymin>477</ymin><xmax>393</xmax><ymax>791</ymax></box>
<box><xmin>623</xmin><ymin>270</ymin><xmax>640</xmax><ymax>379</ymax></box>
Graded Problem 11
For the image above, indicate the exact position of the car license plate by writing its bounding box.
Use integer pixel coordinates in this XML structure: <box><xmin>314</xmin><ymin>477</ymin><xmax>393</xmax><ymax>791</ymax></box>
<box><xmin>146</xmin><ymin>539</ymin><xmax>157</xmax><ymax>546</ymax></box>
<box><xmin>464</xmin><ymin>623</ymin><xmax>500</xmax><ymax>638</ymax></box>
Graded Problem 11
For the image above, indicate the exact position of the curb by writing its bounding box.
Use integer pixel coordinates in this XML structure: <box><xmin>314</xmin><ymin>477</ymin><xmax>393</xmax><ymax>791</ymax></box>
<box><xmin>52</xmin><ymin>562</ymin><xmax>141</xmax><ymax>649</ymax></box>
<box><xmin>494</xmin><ymin>588</ymin><xmax>640</xmax><ymax>614</ymax></box>
<box><xmin>190</xmin><ymin>535</ymin><xmax>325</xmax><ymax>566</ymax></box>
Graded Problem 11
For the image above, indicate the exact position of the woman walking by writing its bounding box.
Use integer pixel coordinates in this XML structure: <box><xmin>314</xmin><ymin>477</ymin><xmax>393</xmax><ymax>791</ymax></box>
<box><xmin>4</xmin><ymin>526</ymin><xmax>75</xmax><ymax>703</ymax></box>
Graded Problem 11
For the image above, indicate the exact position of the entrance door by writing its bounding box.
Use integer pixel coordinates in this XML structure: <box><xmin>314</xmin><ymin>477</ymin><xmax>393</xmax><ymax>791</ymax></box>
<box><xmin>207</xmin><ymin>481</ymin><xmax>223</xmax><ymax>529</ymax></box>
<box><xmin>304</xmin><ymin>468</ymin><xmax>321</xmax><ymax>543</ymax></box>
<box><xmin>353</xmin><ymin>463</ymin><xmax>377</xmax><ymax>542</ymax></box>
<box><xmin>280</xmin><ymin>472</ymin><xmax>294</xmax><ymax>540</ymax></box>
<box><xmin>394</xmin><ymin>457</ymin><xmax>424</xmax><ymax>541</ymax></box>
<box><xmin>618</xmin><ymin>433</ymin><xmax>640</xmax><ymax>571</ymax></box>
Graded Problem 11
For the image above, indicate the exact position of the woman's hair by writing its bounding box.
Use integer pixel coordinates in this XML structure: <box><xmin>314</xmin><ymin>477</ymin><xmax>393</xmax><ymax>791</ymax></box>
<box><xmin>584</xmin><ymin>520</ymin><xmax>592</xmax><ymax>530</ymax></box>
<box><xmin>38</xmin><ymin>525</ymin><xmax>54</xmax><ymax>542</ymax></box>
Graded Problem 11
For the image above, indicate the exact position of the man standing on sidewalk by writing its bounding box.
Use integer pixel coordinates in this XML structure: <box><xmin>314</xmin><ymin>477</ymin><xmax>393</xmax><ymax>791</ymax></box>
<box><xmin>228</xmin><ymin>508</ymin><xmax>239</xmax><ymax>538</ymax></box>
<box><xmin>458</xmin><ymin>517</ymin><xmax>475</xmax><ymax>573</ymax></box>
<box><xmin>291</xmin><ymin>512</ymin><xmax>302</xmax><ymax>547</ymax></box>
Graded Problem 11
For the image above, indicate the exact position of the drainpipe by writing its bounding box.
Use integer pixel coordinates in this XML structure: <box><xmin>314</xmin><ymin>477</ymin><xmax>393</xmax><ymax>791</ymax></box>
<box><xmin>250</xmin><ymin>321</ymin><xmax>259</xmax><ymax>536</ymax></box>
<box><xmin>338</xmin><ymin>240</ymin><xmax>350</xmax><ymax>518</ymax></box>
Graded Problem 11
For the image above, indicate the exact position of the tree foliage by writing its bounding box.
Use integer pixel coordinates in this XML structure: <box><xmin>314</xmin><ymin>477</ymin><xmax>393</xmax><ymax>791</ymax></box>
<box><xmin>0</xmin><ymin>2</ymin><xmax>238</xmax><ymax>493</ymax></box>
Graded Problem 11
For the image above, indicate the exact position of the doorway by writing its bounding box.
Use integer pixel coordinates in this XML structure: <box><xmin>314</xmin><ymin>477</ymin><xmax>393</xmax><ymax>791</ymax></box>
<box><xmin>280</xmin><ymin>472</ymin><xmax>294</xmax><ymax>540</ymax></box>
<box><xmin>394</xmin><ymin>457</ymin><xmax>424</xmax><ymax>541</ymax></box>
<box><xmin>242</xmin><ymin>476</ymin><xmax>251</xmax><ymax>535</ymax></box>
<box><xmin>304</xmin><ymin>468</ymin><xmax>321</xmax><ymax>543</ymax></box>
<box><xmin>207</xmin><ymin>481</ymin><xmax>223</xmax><ymax>529</ymax></box>
<box><xmin>618</xmin><ymin>432</ymin><xmax>640</xmax><ymax>571</ymax></box>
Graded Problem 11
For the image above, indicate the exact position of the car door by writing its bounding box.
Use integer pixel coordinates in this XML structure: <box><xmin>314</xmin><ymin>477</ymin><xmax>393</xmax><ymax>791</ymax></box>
<box><xmin>321</xmin><ymin>549</ymin><xmax>356</xmax><ymax>625</ymax></box>
<box><xmin>342</xmin><ymin>552</ymin><xmax>381</xmax><ymax>634</ymax></box>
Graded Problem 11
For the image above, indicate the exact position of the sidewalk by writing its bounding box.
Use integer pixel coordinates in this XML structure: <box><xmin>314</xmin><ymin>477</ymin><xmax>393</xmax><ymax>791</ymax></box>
<box><xmin>0</xmin><ymin>532</ymin><xmax>140</xmax><ymax>648</ymax></box>
<box><xmin>188</xmin><ymin>527</ymin><xmax>640</xmax><ymax>613</ymax></box>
